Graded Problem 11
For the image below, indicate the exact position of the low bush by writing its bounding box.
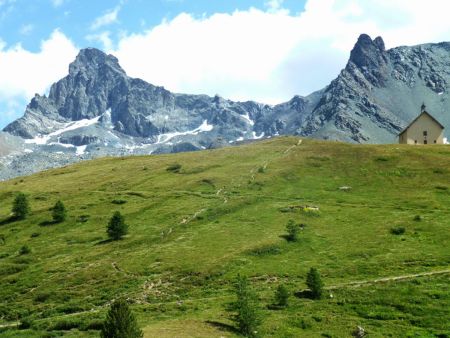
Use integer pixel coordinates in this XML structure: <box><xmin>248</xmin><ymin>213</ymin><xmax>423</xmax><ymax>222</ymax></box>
<box><xmin>166</xmin><ymin>163</ymin><xmax>182</xmax><ymax>173</ymax></box>
<box><xmin>248</xmin><ymin>244</ymin><xmax>281</xmax><ymax>256</ymax></box>
<box><xmin>49</xmin><ymin>318</ymin><xmax>82</xmax><ymax>331</ymax></box>
<box><xmin>390</xmin><ymin>226</ymin><xmax>406</xmax><ymax>235</ymax></box>
<box><xmin>274</xmin><ymin>284</ymin><xmax>289</xmax><ymax>308</ymax></box>
<box><xmin>19</xmin><ymin>245</ymin><xmax>31</xmax><ymax>255</ymax></box>
<box><xmin>76</xmin><ymin>215</ymin><xmax>90</xmax><ymax>223</ymax></box>
<box><xmin>19</xmin><ymin>317</ymin><xmax>33</xmax><ymax>329</ymax></box>
<box><xmin>111</xmin><ymin>199</ymin><xmax>127</xmax><ymax>205</ymax></box>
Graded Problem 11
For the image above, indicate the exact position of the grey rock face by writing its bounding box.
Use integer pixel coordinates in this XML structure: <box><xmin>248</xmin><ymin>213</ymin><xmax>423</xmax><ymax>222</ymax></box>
<box><xmin>2</xmin><ymin>34</ymin><xmax>450</xmax><ymax>180</ymax></box>
<box><xmin>300</xmin><ymin>34</ymin><xmax>450</xmax><ymax>143</ymax></box>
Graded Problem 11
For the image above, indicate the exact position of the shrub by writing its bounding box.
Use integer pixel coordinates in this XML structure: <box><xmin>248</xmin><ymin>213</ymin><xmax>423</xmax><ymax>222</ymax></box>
<box><xmin>285</xmin><ymin>220</ymin><xmax>303</xmax><ymax>242</ymax></box>
<box><xmin>306</xmin><ymin>267</ymin><xmax>324</xmax><ymax>300</ymax></box>
<box><xmin>166</xmin><ymin>163</ymin><xmax>182</xmax><ymax>173</ymax></box>
<box><xmin>19</xmin><ymin>245</ymin><xmax>31</xmax><ymax>255</ymax></box>
<box><xmin>77</xmin><ymin>215</ymin><xmax>90</xmax><ymax>223</ymax></box>
<box><xmin>100</xmin><ymin>299</ymin><xmax>143</xmax><ymax>338</ymax></box>
<box><xmin>248</xmin><ymin>244</ymin><xmax>281</xmax><ymax>256</ymax></box>
<box><xmin>107</xmin><ymin>211</ymin><xmax>128</xmax><ymax>240</ymax></box>
<box><xmin>390</xmin><ymin>226</ymin><xmax>406</xmax><ymax>235</ymax></box>
<box><xmin>413</xmin><ymin>215</ymin><xmax>422</xmax><ymax>222</ymax></box>
<box><xmin>50</xmin><ymin>318</ymin><xmax>81</xmax><ymax>331</ymax></box>
<box><xmin>228</xmin><ymin>274</ymin><xmax>261</xmax><ymax>337</ymax></box>
<box><xmin>52</xmin><ymin>200</ymin><xmax>67</xmax><ymax>223</ymax></box>
<box><xmin>82</xmin><ymin>319</ymin><xmax>104</xmax><ymax>331</ymax></box>
<box><xmin>19</xmin><ymin>317</ymin><xmax>33</xmax><ymax>329</ymax></box>
<box><xmin>34</xmin><ymin>292</ymin><xmax>51</xmax><ymax>303</ymax></box>
<box><xmin>274</xmin><ymin>284</ymin><xmax>289</xmax><ymax>308</ymax></box>
<box><xmin>111</xmin><ymin>199</ymin><xmax>127</xmax><ymax>205</ymax></box>
<box><xmin>12</xmin><ymin>193</ymin><xmax>30</xmax><ymax>220</ymax></box>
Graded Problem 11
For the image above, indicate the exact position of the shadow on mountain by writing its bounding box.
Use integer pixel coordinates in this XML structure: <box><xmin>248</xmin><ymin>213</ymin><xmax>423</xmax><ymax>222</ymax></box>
<box><xmin>294</xmin><ymin>289</ymin><xmax>314</xmax><ymax>299</ymax></box>
<box><xmin>39</xmin><ymin>220</ymin><xmax>59</xmax><ymax>226</ymax></box>
<box><xmin>205</xmin><ymin>320</ymin><xmax>238</xmax><ymax>334</ymax></box>
<box><xmin>0</xmin><ymin>216</ymin><xmax>19</xmax><ymax>226</ymax></box>
<box><xmin>95</xmin><ymin>238</ymin><xmax>115</xmax><ymax>245</ymax></box>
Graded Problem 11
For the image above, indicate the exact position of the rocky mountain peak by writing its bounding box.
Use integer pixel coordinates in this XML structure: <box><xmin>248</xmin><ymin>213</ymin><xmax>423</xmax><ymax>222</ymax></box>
<box><xmin>349</xmin><ymin>34</ymin><xmax>387</xmax><ymax>69</ymax></box>
<box><xmin>68</xmin><ymin>47</ymin><xmax>124</xmax><ymax>76</ymax></box>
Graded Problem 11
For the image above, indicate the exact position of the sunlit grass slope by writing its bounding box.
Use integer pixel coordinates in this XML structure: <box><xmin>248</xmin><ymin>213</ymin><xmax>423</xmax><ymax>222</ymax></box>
<box><xmin>0</xmin><ymin>137</ymin><xmax>449</xmax><ymax>337</ymax></box>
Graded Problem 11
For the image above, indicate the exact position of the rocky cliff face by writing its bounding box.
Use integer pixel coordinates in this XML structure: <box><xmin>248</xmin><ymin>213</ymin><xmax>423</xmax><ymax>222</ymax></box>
<box><xmin>2</xmin><ymin>35</ymin><xmax>450</xmax><ymax>180</ymax></box>
<box><xmin>300</xmin><ymin>34</ymin><xmax>450</xmax><ymax>143</ymax></box>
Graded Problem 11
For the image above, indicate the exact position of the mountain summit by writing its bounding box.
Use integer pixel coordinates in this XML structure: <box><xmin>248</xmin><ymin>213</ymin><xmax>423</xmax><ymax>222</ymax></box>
<box><xmin>2</xmin><ymin>34</ymin><xmax>450</xmax><ymax>179</ymax></box>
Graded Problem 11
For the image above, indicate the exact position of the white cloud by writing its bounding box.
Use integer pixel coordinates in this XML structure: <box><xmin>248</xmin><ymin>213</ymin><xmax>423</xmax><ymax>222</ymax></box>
<box><xmin>90</xmin><ymin>6</ymin><xmax>120</xmax><ymax>30</ymax></box>
<box><xmin>3</xmin><ymin>0</ymin><xmax>450</xmax><ymax>128</ymax></box>
<box><xmin>86</xmin><ymin>31</ymin><xmax>113</xmax><ymax>50</ymax></box>
<box><xmin>111</xmin><ymin>0</ymin><xmax>450</xmax><ymax>104</ymax></box>
<box><xmin>0</xmin><ymin>30</ymin><xmax>78</xmax><ymax>124</ymax></box>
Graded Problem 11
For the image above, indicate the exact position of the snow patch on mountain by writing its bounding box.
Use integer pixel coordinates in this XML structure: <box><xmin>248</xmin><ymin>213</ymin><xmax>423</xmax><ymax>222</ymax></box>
<box><xmin>252</xmin><ymin>131</ymin><xmax>265</xmax><ymax>139</ymax></box>
<box><xmin>241</xmin><ymin>113</ymin><xmax>254</xmax><ymax>126</ymax></box>
<box><xmin>25</xmin><ymin>116</ymin><xmax>101</xmax><ymax>145</ymax></box>
<box><xmin>156</xmin><ymin>120</ymin><xmax>213</xmax><ymax>144</ymax></box>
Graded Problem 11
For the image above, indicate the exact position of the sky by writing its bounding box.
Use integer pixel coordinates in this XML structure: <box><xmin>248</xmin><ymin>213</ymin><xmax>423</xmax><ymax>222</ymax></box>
<box><xmin>1</xmin><ymin>0</ymin><xmax>450</xmax><ymax>128</ymax></box>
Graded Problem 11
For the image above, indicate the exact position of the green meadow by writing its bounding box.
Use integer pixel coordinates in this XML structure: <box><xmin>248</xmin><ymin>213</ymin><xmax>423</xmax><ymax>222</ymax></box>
<box><xmin>0</xmin><ymin>137</ymin><xmax>449</xmax><ymax>337</ymax></box>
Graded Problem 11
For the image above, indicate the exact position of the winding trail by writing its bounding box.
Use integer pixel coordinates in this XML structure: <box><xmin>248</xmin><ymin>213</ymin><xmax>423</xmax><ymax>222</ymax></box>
<box><xmin>326</xmin><ymin>268</ymin><xmax>450</xmax><ymax>290</ymax></box>
<box><xmin>1</xmin><ymin>267</ymin><xmax>448</xmax><ymax>330</ymax></box>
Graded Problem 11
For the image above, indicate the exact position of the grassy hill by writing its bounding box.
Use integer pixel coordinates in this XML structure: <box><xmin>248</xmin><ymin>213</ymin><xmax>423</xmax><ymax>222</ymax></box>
<box><xmin>0</xmin><ymin>137</ymin><xmax>449</xmax><ymax>337</ymax></box>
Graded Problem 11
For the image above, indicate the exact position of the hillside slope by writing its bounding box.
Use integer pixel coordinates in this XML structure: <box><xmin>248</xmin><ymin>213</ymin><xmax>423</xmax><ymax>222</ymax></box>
<box><xmin>0</xmin><ymin>137</ymin><xmax>449</xmax><ymax>337</ymax></box>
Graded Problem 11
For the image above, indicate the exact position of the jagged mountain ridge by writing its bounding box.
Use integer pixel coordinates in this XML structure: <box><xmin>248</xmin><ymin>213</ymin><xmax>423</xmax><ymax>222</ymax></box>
<box><xmin>302</xmin><ymin>34</ymin><xmax>450</xmax><ymax>142</ymax></box>
<box><xmin>1</xmin><ymin>34</ymin><xmax>450</xmax><ymax>180</ymax></box>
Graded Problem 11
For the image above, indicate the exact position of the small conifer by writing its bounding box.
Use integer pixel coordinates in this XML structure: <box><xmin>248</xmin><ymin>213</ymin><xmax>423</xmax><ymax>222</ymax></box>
<box><xmin>306</xmin><ymin>267</ymin><xmax>324</xmax><ymax>300</ymax></box>
<box><xmin>12</xmin><ymin>193</ymin><xmax>30</xmax><ymax>220</ymax></box>
<box><xmin>107</xmin><ymin>211</ymin><xmax>128</xmax><ymax>240</ymax></box>
<box><xmin>229</xmin><ymin>274</ymin><xmax>261</xmax><ymax>337</ymax></box>
<box><xmin>52</xmin><ymin>200</ymin><xmax>67</xmax><ymax>223</ymax></box>
<box><xmin>100</xmin><ymin>299</ymin><xmax>143</xmax><ymax>338</ymax></box>
<box><xmin>274</xmin><ymin>284</ymin><xmax>289</xmax><ymax>308</ymax></box>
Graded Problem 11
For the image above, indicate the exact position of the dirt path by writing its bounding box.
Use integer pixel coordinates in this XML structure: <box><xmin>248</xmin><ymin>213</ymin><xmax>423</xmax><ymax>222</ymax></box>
<box><xmin>326</xmin><ymin>268</ymin><xmax>450</xmax><ymax>290</ymax></box>
<box><xmin>1</xmin><ymin>267</ymin><xmax>447</xmax><ymax>330</ymax></box>
<box><xmin>0</xmin><ymin>322</ymin><xmax>19</xmax><ymax>329</ymax></box>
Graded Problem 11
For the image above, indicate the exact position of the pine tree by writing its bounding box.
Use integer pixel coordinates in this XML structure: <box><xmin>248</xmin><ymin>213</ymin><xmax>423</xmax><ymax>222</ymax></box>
<box><xmin>274</xmin><ymin>284</ymin><xmax>289</xmax><ymax>308</ymax></box>
<box><xmin>229</xmin><ymin>274</ymin><xmax>261</xmax><ymax>337</ymax></box>
<box><xmin>12</xmin><ymin>193</ymin><xmax>30</xmax><ymax>220</ymax></box>
<box><xmin>52</xmin><ymin>200</ymin><xmax>66</xmax><ymax>223</ymax></box>
<box><xmin>306</xmin><ymin>267</ymin><xmax>324</xmax><ymax>300</ymax></box>
<box><xmin>285</xmin><ymin>219</ymin><xmax>300</xmax><ymax>242</ymax></box>
<box><xmin>100</xmin><ymin>299</ymin><xmax>143</xmax><ymax>338</ymax></box>
<box><xmin>107</xmin><ymin>211</ymin><xmax>128</xmax><ymax>240</ymax></box>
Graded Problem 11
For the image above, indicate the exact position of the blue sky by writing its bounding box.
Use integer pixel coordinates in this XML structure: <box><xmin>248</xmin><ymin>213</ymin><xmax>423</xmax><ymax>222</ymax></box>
<box><xmin>0</xmin><ymin>0</ymin><xmax>306</xmax><ymax>52</ymax></box>
<box><xmin>1</xmin><ymin>0</ymin><xmax>450</xmax><ymax>129</ymax></box>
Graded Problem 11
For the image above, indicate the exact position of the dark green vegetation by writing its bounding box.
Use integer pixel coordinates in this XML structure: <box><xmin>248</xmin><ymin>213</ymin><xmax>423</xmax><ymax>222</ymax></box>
<box><xmin>52</xmin><ymin>200</ymin><xmax>67</xmax><ymax>223</ymax></box>
<box><xmin>12</xmin><ymin>192</ymin><xmax>29</xmax><ymax>220</ymax></box>
<box><xmin>0</xmin><ymin>137</ymin><xmax>449</xmax><ymax>337</ymax></box>
<box><xmin>306</xmin><ymin>267</ymin><xmax>324</xmax><ymax>300</ymax></box>
<box><xmin>285</xmin><ymin>219</ymin><xmax>302</xmax><ymax>242</ymax></box>
<box><xmin>100</xmin><ymin>299</ymin><xmax>143</xmax><ymax>338</ymax></box>
<box><xmin>229</xmin><ymin>275</ymin><xmax>261</xmax><ymax>337</ymax></box>
<box><xmin>273</xmin><ymin>284</ymin><xmax>289</xmax><ymax>308</ymax></box>
<box><xmin>107</xmin><ymin>211</ymin><xmax>128</xmax><ymax>241</ymax></box>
